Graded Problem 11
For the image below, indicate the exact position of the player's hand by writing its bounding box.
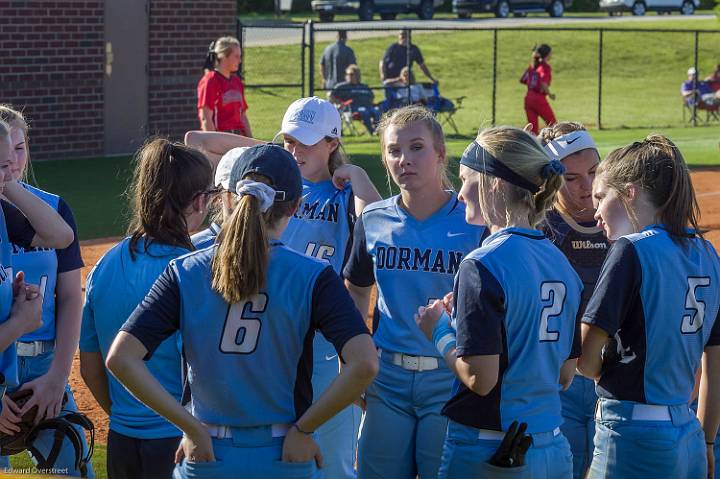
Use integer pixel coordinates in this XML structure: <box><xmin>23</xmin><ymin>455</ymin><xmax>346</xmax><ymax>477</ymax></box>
<box><xmin>415</xmin><ymin>300</ymin><xmax>445</xmax><ymax>342</ymax></box>
<box><xmin>10</xmin><ymin>274</ymin><xmax>43</xmax><ymax>336</ymax></box>
<box><xmin>176</xmin><ymin>427</ymin><xmax>215</xmax><ymax>463</ymax></box>
<box><xmin>331</xmin><ymin>164</ymin><xmax>361</xmax><ymax>190</ymax></box>
<box><xmin>441</xmin><ymin>292</ymin><xmax>454</xmax><ymax>316</ymax></box>
<box><xmin>707</xmin><ymin>444</ymin><xmax>715</xmax><ymax>479</ymax></box>
<box><xmin>0</xmin><ymin>394</ymin><xmax>23</xmax><ymax>435</ymax></box>
<box><xmin>282</xmin><ymin>426</ymin><xmax>324</xmax><ymax>468</ymax></box>
<box><xmin>17</xmin><ymin>374</ymin><xmax>66</xmax><ymax>424</ymax></box>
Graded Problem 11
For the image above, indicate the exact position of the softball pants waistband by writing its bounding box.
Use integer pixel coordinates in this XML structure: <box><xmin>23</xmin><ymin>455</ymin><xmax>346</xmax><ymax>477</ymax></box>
<box><xmin>594</xmin><ymin>398</ymin><xmax>695</xmax><ymax>425</ymax></box>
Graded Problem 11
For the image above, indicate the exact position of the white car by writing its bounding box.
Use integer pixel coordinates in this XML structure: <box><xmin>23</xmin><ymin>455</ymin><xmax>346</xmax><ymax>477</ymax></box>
<box><xmin>599</xmin><ymin>0</ymin><xmax>699</xmax><ymax>15</ymax></box>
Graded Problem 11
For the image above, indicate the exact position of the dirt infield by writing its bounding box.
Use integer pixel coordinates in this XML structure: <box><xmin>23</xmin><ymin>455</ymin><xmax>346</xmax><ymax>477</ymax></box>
<box><xmin>69</xmin><ymin>169</ymin><xmax>720</xmax><ymax>445</ymax></box>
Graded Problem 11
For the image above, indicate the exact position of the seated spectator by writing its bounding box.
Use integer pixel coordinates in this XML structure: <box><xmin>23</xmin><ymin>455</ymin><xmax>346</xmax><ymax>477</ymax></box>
<box><xmin>681</xmin><ymin>67</ymin><xmax>720</xmax><ymax>107</ymax></box>
<box><xmin>330</xmin><ymin>65</ymin><xmax>381</xmax><ymax>134</ymax></box>
<box><xmin>385</xmin><ymin>67</ymin><xmax>428</xmax><ymax>104</ymax></box>
<box><xmin>704</xmin><ymin>64</ymin><xmax>720</xmax><ymax>83</ymax></box>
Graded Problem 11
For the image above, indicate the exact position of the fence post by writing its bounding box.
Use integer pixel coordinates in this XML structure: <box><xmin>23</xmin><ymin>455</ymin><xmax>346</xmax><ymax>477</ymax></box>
<box><xmin>597</xmin><ymin>29</ymin><xmax>603</xmax><ymax>130</ymax></box>
<box><xmin>301</xmin><ymin>22</ymin><xmax>307</xmax><ymax>97</ymax></box>
<box><xmin>308</xmin><ymin>21</ymin><xmax>315</xmax><ymax>97</ymax></box>
<box><xmin>492</xmin><ymin>29</ymin><xmax>497</xmax><ymax>126</ymax></box>
<box><xmin>238</xmin><ymin>19</ymin><xmax>245</xmax><ymax>79</ymax></box>
<box><xmin>406</xmin><ymin>27</ymin><xmax>412</xmax><ymax>106</ymax></box>
<box><xmin>692</xmin><ymin>30</ymin><xmax>698</xmax><ymax>127</ymax></box>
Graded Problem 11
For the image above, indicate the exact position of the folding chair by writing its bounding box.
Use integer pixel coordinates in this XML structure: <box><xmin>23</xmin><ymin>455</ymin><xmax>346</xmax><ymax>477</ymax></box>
<box><xmin>683</xmin><ymin>98</ymin><xmax>720</xmax><ymax>124</ymax></box>
<box><xmin>337</xmin><ymin>99</ymin><xmax>363</xmax><ymax>136</ymax></box>
<box><xmin>422</xmin><ymin>83</ymin><xmax>466</xmax><ymax>135</ymax></box>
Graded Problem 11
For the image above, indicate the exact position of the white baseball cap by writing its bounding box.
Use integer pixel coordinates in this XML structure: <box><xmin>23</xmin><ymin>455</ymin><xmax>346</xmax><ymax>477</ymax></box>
<box><xmin>688</xmin><ymin>67</ymin><xmax>697</xmax><ymax>75</ymax></box>
<box><xmin>280</xmin><ymin>97</ymin><xmax>341</xmax><ymax>146</ymax></box>
<box><xmin>215</xmin><ymin>146</ymin><xmax>251</xmax><ymax>190</ymax></box>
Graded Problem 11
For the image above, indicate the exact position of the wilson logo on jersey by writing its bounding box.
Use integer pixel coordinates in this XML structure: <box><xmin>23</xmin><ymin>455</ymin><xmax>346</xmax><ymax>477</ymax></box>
<box><xmin>376</xmin><ymin>246</ymin><xmax>463</xmax><ymax>275</ymax></box>
<box><xmin>294</xmin><ymin>200</ymin><xmax>340</xmax><ymax>223</ymax></box>
<box><xmin>571</xmin><ymin>240</ymin><xmax>608</xmax><ymax>250</ymax></box>
<box><xmin>11</xmin><ymin>244</ymin><xmax>53</xmax><ymax>254</ymax></box>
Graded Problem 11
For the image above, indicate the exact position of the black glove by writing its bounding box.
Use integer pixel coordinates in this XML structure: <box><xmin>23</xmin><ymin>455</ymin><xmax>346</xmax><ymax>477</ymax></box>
<box><xmin>488</xmin><ymin>421</ymin><xmax>532</xmax><ymax>468</ymax></box>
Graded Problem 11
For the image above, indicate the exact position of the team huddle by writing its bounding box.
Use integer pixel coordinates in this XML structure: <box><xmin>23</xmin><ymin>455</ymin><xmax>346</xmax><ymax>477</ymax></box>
<box><xmin>0</xmin><ymin>96</ymin><xmax>718</xmax><ymax>479</ymax></box>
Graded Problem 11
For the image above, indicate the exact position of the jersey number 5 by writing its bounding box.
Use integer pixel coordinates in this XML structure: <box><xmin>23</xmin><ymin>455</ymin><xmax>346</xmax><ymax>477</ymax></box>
<box><xmin>681</xmin><ymin>276</ymin><xmax>711</xmax><ymax>334</ymax></box>
<box><xmin>539</xmin><ymin>282</ymin><xmax>566</xmax><ymax>342</ymax></box>
<box><xmin>219</xmin><ymin>293</ymin><xmax>268</xmax><ymax>354</ymax></box>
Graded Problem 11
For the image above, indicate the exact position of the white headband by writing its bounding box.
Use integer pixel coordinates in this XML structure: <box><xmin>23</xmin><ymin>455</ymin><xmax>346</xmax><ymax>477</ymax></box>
<box><xmin>235</xmin><ymin>180</ymin><xmax>276</xmax><ymax>213</ymax></box>
<box><xmin>543</xmin><ymin>130</ymin><xmax>597</xmax><ymax>162</ymax></box>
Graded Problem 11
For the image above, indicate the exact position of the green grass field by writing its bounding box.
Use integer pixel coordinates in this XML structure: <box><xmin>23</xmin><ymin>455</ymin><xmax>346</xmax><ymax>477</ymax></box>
<box><xmin>21</xmin><ymin>16</ymin><xmax>720</xmax><ymax>241</ymax></box>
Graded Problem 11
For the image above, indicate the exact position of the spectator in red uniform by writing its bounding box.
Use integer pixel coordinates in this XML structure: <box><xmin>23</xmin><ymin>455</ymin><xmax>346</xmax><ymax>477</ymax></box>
<box><xmin>197</xmin><ymin>36</ymin><xmax>252</xmax><ymax>136</ymax></box>
<box><xmin>520</xmin><ymin>44</ymin><xmax>556</xmax><ymax>135</ymax></box>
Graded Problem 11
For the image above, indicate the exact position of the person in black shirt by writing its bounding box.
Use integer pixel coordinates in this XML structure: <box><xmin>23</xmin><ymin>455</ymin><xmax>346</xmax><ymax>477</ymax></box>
<box><xmin>379</xmin><ymin>30</ymin><xmax>436</xmax><ymax>85</ymax></box>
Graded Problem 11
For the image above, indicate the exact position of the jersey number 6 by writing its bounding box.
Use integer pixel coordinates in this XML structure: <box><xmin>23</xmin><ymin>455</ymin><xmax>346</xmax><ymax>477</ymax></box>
<box><xmin>539</xmin><ymin>282</ymin><xmax>566</xmax><ymax>342</ymax></box>
<box><xmin>681</xmin><ymin>276</ymin><xmax>711</xmax><ymax>334</ymax></box>
<box><xmin>220</xmin><ymin>293</ymin><xmax>268</xmax><ymax>354</ymax></box>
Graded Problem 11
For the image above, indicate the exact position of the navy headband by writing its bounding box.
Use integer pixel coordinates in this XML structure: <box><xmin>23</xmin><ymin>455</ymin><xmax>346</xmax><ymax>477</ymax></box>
<box><xmin>460</xmin><ymin>141</ymin><xmax>566</xmax><ymax>193</ymax></box>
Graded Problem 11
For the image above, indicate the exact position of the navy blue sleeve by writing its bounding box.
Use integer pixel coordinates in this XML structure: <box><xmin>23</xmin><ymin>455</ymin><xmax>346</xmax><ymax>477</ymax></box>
<box><xmin>120</xmin><ymin>265</ymin><xmax>181</xmax><ymax>360</ymax></box>
<box><xmin>569</xmin><ymin>294</ymin><xmax>584</xmax><ymax>360</ymax></box>
<box><xmin>709</xmin><ymin>309</ymin><xmax>720</xmax><ymax>347</ymax></box>
<box><xmin>55</xmin><ymin>198</ymin><xmax>84</xmax><ymax>273</ymax></box>
<box><xmin>343</xmin><ymin>214</ymin><xmax>375</xmax><ymax>287</ymax></box>
<box><xmin>1</xmin><ymin>199</ymin><xmax>35</xmax><ymax>248</ymax></box>
<box><xmin>412</xmin><ymin>44</ymin><xmax>425</xmax><ymax>65</ymax></box>
<box><xmin>455</xmin><ymin>259</ymin><xmax>506</xmax><ymax>357</ymax></box>
<box><xmin>582</xmin><ymin>238</ymin><xmax>642</xmax><ymax>337</ymax></box>
<box><xmin>312</xmin><ymin>266</ymin><xmax>370</xmax><ymax>360</ymax></box>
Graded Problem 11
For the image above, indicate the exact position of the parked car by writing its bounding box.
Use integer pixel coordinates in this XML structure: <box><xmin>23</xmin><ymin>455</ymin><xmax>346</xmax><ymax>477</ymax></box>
<box><xmin>599</xmin><ymin>0</ymin><xmax>698</xmax><ymax>15</ymax></box>
<box><xmin>452</xmin><ymin>0</ymin><xmax>572</xmax><ymax>18</ymax></box>
<box><xmin>312</xmin><ymin>0</ymin><xmax>444</xmax><ymax>21</ymax></box>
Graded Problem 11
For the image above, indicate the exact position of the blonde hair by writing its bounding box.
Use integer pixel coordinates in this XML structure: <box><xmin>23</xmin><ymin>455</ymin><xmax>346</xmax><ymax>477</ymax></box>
<box><xmin>377</xmin><ymin>105</ymin><xmax>452</xmax><ymax>193</ymax></box>
<box><xmin>537</xmin><ymin>121</ymin><xmax>587</xmax><ymax>145</ymax></box>
<box><xmin>598</xmin><ymin>134</ymin><xmax>700</xmax><ymax>242</ymax></box>
<box><xmin>0</xmin><ymin>105</ymin><xmax>34</xmax><ymax>183</ymax></box>
<box><xmin>211</xmin><ymin>173</ymin><xmax>297</xmax><ymax>303</ymax></box>
<box><xmin>345</xmin><ymin>64</ymin><xmax>361</xmax><ymax>79</ymax></box>
<box><xmin>475</xmin><ymin>126</ymin><xmax>564</xmax><ymax>228</ymax></box>
<box><xmin>400</xmin><ymin>66</ymin><xmax>416</xmax><ymax>84</ymax></box>
<box><xmin>214</xmin><ymin>36</ymin><xmax>240</xmax><ymax>63</ymax></box>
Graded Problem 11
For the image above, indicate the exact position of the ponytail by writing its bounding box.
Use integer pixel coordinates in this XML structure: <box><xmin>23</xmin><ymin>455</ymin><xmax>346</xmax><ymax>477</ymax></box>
<box><xmin>531</xmin><ymin>44</ymin><xmax>552</xmax><ymax>69</ymax></box>
<box><xmin>210</xmin><ymin>173</ymin><xmax>297</xmax><ymax>303</ymax></box>
<box><xmin>203</xmin><ymin>41</ymin><xmax>217</xmax><ymax>73</ymax></box>
<box><xmin>598</xmin><ymin>134</ymin><xmax>701</xmax><ymax>242</ymax></box>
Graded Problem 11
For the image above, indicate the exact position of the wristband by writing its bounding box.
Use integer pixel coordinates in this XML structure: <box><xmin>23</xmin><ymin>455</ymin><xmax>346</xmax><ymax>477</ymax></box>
<box><xmin>432</xmin><ymin>311</ymin><xmax>457</xmax><ymax>356</ymax></box>
<box><xmin>293</xmin><ymin>423</ymin><xmax>313</xmax><ymax>435</ymax></box>
<box><xmin>707</xmin><ymin>441</ymin><xmax>715</xmax><ymax>446</ymax></box>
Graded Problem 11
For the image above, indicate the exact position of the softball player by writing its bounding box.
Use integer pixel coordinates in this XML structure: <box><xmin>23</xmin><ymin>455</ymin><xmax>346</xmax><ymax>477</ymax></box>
<box><xmin>344</xmin><ymin>106</ymin><xmax>487</xmax><ymax>479</ymax></box>
<box><xmin>0</xmin><ymin>106</ymin><xmax>93</xmax><ymax>477</ymax></box>
<box><xmin>578</xmin><ymin>135</ymin><xmax>720</xmax><ymax>479</ymax></box>
<box><xmin>520</xmin><ymin>44</ymin><xmax>556</xmax><ymax>135</ymax></box>
<box><xmin>104</xmin><ymin>144</ymin><xmax>378</xmax><ymax>479</ymax></box>
<box><xmin>539</xmin><ymin>123</ymin><xmax>609</xmax><ymax>479</ymax></box>
<box><xmin>279</xmin><ymin>97</ymin><xmax>380</xmax><ymax>479</ymax></box>
<box><xmin>80</xmin><ymin>139</ymin><xmax>212</xmax><ymax>479</ymax></box>
<box><xmin>416</xmin><ymin>126</ymin><xmax>582</xmax><ymax>478</ymax></box>
<box><xmin>0</xmin><ymin>118</ymin><xmax>74</xmax><ymax>430</ymax></box>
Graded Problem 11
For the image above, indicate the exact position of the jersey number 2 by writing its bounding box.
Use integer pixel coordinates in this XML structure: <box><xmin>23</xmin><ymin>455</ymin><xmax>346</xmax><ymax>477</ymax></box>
<box><xmin>539</xmin><ymin>282</ymin><xmax>566</xmax><ymax>342</ymax></box>
<box><xmin>681</xmin><ymin>277</ymin><xmax>711</xmax><ymax>334</ymax></box>
<box><xmin>219</xmin><ymin>293</ymin><xmax>268</xmax><ymax>354</ymax></box>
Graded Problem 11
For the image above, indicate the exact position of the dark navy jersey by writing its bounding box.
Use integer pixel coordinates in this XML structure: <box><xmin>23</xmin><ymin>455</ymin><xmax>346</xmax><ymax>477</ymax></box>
<box><xmin>343</xmin><ymin>194</ymin><xmax>487</xmax><ymax>357</ymax></box>
<box><xmin>0</xmin><ymin>199</ymin><xmax>35</xmax><ymax>388</ymax></box>
<box><xmin>13</xmin><ymin>183</ymin><xmax>84</xmax><ymax>342</ymax></box>
<box><xmin>583</xmin><ymin>226</ymin><xmax>720</xmax><ymax>405</ymax></box>
<box><xmin>442</xmin><ymin>228</ymin><xmax>583</xmax><ymax>433</ymax></box>
<box><xmin>543</xmin><ymin>208</ymin><xmax>609</xmax><ymax>315</ymax></box>
<box><xmin>121</xmin><ymin>242</ymin><xmax>369</xmax><ymax>427</ymax></box>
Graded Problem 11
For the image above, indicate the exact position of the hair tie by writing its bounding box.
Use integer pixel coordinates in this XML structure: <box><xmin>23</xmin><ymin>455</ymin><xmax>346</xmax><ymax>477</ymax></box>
<box><xmin>235</xmin><ymin>180</ymin><xmax>276</xmax><ymax>213</ymax></box>
<box><xmin>541</xmin><ymin>159</ymin><xmax>566</xmax><ymax>178</ymax></box>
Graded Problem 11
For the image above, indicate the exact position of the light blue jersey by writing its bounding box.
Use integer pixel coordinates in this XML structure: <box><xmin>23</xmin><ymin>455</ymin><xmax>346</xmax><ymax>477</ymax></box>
<box><xmin>583</xmin><ymin>225</ymin><xmax>720</xmax><ymax>405</ymax></box>
<box><xmin>282</xmin><ymin>179</ymin><xmax>354</xmax><ymax>273</ymax></box>
<box><xmin>443</xmin><ymin>227</ymin><xmax>583</xmax><ymax>433</ymax></box>
<box><xmin>0</xmin><ymin>206</ymin><xmax>16</xmax><ymax>389</ymax></box>
<box><xmin>12</xmin><ymin>183</ymin><xmax>84</xmax><ymax>342</ymax></box>
<box><xmin>190</xmin><ymin>222</ymin><xmax>221</xmax><ymax>250</ymax></box>
<box><xmin>344</xmin><ymin>194</ymin><xmax>486</xmax><ymax>357</ymax></box>
<box><xmin>80</xmin><ymin>237</ymin><xmax>186</xmax><ymax>439</ymax></box>
<box><xmin>121</xmin><ymin>241</ymin><xmax>369</xmax><ymax>427</ymax></box>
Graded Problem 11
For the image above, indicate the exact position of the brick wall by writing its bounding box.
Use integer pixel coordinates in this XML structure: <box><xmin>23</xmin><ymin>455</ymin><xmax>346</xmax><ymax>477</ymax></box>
<box><xmin>147</xmin><ymin>0</ymin><xmax>238</xmax><ymax>140</ymax></box>
<box><xmin>0</xmin><ymin>0</ymin><xmax>105</xmax><ymax>161</ymax></box>
<box><xmin>0</xmin><ymin>1</ymin><xmax>237</xmax><ymax>161</ymax></box>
